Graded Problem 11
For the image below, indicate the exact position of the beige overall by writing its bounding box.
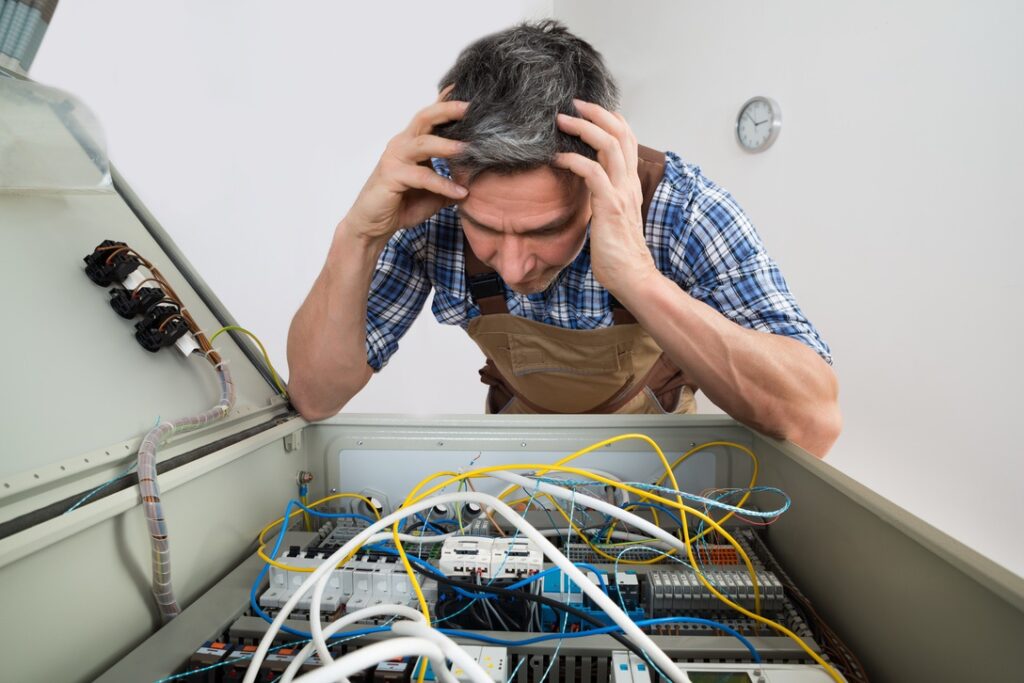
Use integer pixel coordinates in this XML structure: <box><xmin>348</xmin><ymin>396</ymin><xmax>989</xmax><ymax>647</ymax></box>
<box><xmin>463</xmin><ymin>146</ymin><xmax>698</xmax><ymax>415</ymax></box>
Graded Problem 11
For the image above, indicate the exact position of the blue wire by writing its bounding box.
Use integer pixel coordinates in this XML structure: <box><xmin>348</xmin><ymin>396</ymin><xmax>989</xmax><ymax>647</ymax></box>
<box><xmin>413</xmin><ymin>512</ymin><xmax>453</xmax><ymax>535</ymax></box>
<box><xmin>251</xmin><ymin>500</ymin><xmax>383</xmax><ymax>638</ymax></box>
<box><xmin>593</xmin><ymin>501</ymin><xmax>685</xmax><ymax>542</ymax></box>
<box><xmin>434</xmin><ymin>616</ymin><xmax>761</xmax><ymax>662</ymax></box>
<box><xmin>363</xmin><ymin>545</ymin><xmax>610</xmax><ymax>600</ymax></box>
<box><xmin>64</xmin><ymin>462</ymin><xmax>137</xmax><ymax>514</ymax></box>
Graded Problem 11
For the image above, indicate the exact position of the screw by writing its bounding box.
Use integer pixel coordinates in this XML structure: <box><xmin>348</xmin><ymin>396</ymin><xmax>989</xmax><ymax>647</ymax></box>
<box><xmin>357</xmin><ymin>440</ymin><xmax>364</xmax><ymax>445</ymax></box>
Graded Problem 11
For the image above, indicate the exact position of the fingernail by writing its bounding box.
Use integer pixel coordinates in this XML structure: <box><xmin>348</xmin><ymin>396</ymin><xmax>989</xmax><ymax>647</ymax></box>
<box><xmin>454</xmin><ymin>185</ymin><xmax>468</xmax><ymax>196</ymax></box>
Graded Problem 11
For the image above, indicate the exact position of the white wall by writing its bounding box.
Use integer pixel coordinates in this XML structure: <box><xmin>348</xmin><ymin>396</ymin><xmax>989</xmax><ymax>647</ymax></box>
<box><xmin>32</xmin><ymin>1</ymin><xmax>552</xmax><ymax>414</ymax></box>
<box><xmin>30</xmin><ymin>1</ymin><xmax>1024</xmax><ymax>576</ymax></box>
<box><xmin>555</xmin><ymin>0</ymin><xmax>1024</xmax><ymax>575</ymax></box>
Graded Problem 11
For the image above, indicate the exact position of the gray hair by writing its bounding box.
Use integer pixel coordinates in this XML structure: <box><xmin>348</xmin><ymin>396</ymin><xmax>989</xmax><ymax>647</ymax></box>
<box><xmin>436</xmin><ymin>20</ymin><xmax>620</xmax><ymax>182</ymax></box>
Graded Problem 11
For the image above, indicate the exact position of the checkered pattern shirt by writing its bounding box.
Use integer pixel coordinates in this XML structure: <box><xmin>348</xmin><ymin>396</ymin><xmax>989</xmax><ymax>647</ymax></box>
<box><xmin>365</xmin><ymin>152</ymin><xmax>832</xmax><ymax>371</ymax></box>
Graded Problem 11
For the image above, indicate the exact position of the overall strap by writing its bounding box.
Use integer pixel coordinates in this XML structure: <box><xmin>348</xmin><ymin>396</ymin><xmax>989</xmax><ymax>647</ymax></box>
<box><xmin>465</xmin><ymin>145</ymin><xmax>667</xmax><ymax>320</ymax></box>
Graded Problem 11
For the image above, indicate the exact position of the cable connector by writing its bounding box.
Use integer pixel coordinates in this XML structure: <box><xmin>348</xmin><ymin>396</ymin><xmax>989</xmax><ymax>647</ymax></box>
<box><xmin>84</xmin><ymin>240</ymin><xmax>141</xmax><ymax>286</ymax></box>
<box><xmin>109</xmin><ymin>286</ymin><xmax>165</xmax><ymax>318</ymax></box>
<box><xmin>134</xmin><ymin>305</ymin><xmax>188</xmax><ymax>352</ymax></box>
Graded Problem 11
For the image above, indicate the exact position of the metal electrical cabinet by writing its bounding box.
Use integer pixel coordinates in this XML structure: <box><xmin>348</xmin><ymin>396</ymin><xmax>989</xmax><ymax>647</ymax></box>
<box><xmin>1</xmin><ymin>69</ymin><xmax>1022</xmax><ymax>683</ymax></box>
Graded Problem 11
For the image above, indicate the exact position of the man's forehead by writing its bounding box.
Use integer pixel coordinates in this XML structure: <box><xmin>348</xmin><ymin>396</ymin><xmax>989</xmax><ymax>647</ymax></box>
<box><xmin>453</xmin><ymin>166</ymin><xmax>587</xmax><ymax>227</ymax></box>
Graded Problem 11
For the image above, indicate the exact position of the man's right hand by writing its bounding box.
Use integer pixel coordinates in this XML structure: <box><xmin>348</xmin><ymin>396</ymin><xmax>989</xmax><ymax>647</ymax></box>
<box><xmin>343</xmin><ymin>86</ymin><xmax>470</xmax><ymax>243</ymax></box>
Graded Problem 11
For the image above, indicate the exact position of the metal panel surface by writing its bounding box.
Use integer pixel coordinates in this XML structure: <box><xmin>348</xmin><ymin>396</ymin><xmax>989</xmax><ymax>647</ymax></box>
<box><xmin>751</xmin><ymin>434</ymin><xmax>1024</xmax><ymax>682</ymax></box>
<box><xmin>0</xmin><ymin>73</ymin><xmax>286</xmax><ymax>523</ymax></box>
<box><xmin>0</xmin><ymin>429</ymin><xmax>305</xmax><ymax>683</ymax></box>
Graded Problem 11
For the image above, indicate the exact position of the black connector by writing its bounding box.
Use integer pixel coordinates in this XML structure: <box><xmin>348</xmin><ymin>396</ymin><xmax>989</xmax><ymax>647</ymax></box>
<box><xmin>84</xmin><ymin>240</ymin><xmax>141</xmax><ymax>286</ymax></box>
<box><xmin>109</xmin><ymin>286</ymin><xmax>165</xmax><ymax>318</ymax></box>
<box><xmin>134</xmin><ymin>305</ymin><xmax>188</xmax><ymax>352</ymax></box>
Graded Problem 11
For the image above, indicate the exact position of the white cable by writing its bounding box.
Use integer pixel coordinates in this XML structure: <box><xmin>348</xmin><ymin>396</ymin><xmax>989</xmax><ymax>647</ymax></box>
<box><xmin>301</xmin><ymin>492</ymin><xmax>685</xmax><ymax>683</ymax></box>
<box><xmin>246</xmin><ymin>497</ymin><xmax>474</xmax><ymax>683</ymax></box>
<box><xmin>605</xmin><ymin>531</ymin><xmax>677</xmax><ymax>546</ymax></box>
<box><xmin>278</xmin><ymin>604</ymin><xmax>426</xmax><ymax>683</ymax></box>
<box><xmin>391</xmin><ymin>621</ymin><xmax>493</xmax><ymax>683</ymax></box>
<box><xmin>391</xmin><ymin>532</ymin><xmax>454</xmax><ymax>543</ymax></box>
<box><xmin>290</xmin><ymin>637</ymin><xmax>454</xmax><ymax>683</ymax></box>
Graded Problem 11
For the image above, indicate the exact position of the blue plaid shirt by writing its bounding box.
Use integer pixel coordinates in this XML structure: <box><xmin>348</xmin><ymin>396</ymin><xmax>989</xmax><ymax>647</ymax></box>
<box><xmin>365</xmin><ymin>152</ymin><xmax>831</xmax><ymax>371</ymax></box>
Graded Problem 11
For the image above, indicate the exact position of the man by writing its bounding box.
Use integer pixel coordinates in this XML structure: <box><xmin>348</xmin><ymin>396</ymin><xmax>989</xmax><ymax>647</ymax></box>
<box><xmin>287</xmin><ymin>21</ymin><xmax>841</xmax><ymax>457</ymax></box>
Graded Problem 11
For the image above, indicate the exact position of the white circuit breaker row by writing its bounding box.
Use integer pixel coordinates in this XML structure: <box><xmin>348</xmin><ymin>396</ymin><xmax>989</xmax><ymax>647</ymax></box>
<box><xmin>438</xmin><ymin>536</ymin><xmax>543</xmax><ymax>579</ymax></box>
<box><xmin>259</xmin><ymin>554</ymin><xmax>437</xmax><ymax>614</ymax></box>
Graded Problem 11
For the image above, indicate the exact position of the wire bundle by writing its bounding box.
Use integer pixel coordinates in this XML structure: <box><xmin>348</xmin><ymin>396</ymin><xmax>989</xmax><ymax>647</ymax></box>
<box><xmin>86</xmin><ymin>243</ymin><xmax>242</xmax><ymax>622</ymax></box>
<box><xmin>236</xmin><ymin>434</ymin><xmax>852</xmax><ymax>683</ymax></box>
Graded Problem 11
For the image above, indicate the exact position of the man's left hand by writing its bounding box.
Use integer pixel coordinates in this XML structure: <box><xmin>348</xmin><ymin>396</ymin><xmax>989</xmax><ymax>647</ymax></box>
<box><xmin>553</xmin><ymin>99</ymin><xmax>659</xmax><ymax>297</ymax></box>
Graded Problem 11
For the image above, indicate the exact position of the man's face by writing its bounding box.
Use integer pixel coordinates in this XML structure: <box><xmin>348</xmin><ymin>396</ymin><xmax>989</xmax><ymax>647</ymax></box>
<box><xmin>453</xmin><ymin>166</ymin><xmax>591</xmax><ymax>295</ymax></box>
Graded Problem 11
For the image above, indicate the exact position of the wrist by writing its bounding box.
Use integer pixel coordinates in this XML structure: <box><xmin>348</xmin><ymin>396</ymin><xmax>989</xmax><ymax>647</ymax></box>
<box><xmin>332</xmin><ymin>217</ymin><xmax>390</xmax><ymax>262</ymax></box>
<box><xmin>606</xmin><ymin>261</ymin><xmax>664</xmax><ymax>308</ymax></box>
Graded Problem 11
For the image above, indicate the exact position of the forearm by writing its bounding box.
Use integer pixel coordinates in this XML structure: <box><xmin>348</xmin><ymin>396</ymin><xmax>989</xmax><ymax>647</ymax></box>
<box><xmin>287</xmin><ymin>220</ymin><xmax>384</xmax><ymax>421</ymax></box>
<box><xmin>617</xmin><ymin>272</ymin><xmax>841</xmax><ymax>457</ymax></box>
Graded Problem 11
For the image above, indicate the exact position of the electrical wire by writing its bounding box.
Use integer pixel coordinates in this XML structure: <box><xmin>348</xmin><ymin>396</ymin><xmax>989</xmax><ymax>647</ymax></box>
<box><xmin>138</xmin><ymin>353</ymin><xmax>235</xmax><ymax>623</ymax></box>
<box><xmin>290</xmin><ymin>637</ymin><xmax>456</xmax><ymax>683</ymax></box>
<box><xmin>245</xmin><ymin>491</ymin><xmax>684</xmax><ymax>683</ymax></box>
<box><xmin>251</xmin><ymin>438</ymin><xmax>814</xmax><ymax>682</ymax></box>
<box><xmin>434</xmin><ymin>616</ymin><xmax>761</xmax><ymax>662</ymax></box>
<box><xmin>64</xmin><ymin>460</ymin><xmax>137</xmax><ymax>514</ymax></box>
<box><xmin>278</xmin><ymin>604</ymin><xmax>426</xmax><ymax>683</ymax></box>
<box><xmin>490</xmin><ymin>471</ymin><xmax>843</xmax><ymax>683</ymax></box>
<box><xmin>209</xmin><ymin>325</ymin><xmax>288</xmax><ymax>398</ymax></box>
<box><xmin>401</xmin><ymin>556</ymin><xmax>651</xmax><ymax>663</ymax></box>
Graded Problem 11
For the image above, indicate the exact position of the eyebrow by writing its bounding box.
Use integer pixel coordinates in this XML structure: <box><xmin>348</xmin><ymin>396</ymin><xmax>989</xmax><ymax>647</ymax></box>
<box><xmin>459</xmin><ymin>208</ymin><xmax>576</xmax><ymax>235</ymax></box>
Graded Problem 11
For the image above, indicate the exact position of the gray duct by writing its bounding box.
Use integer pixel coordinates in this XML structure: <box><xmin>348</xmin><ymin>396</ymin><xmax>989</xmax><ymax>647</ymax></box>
<box><xmin>0</xmin><ymin>0</ymin><xmax>58</xmax><ymax>74</ymax></box>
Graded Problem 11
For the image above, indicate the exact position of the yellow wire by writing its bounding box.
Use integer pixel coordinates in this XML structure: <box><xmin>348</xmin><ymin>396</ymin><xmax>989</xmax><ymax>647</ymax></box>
<box><xmin>256</xmin><ymin>437</ymin><xmax>837</xmax><ymax>682</ymax></box>
<box><xmin>673</xmin><ymin>484</ymin><xmax>842</xmax><ymax>681</ymax></box>
<box><xmin>256</xmin><ymin>492</ymin><xmax>380</xmax><ymax>572</ymax></box>
<box><xmin>395</xmin><ymin>434</ymin><xmax>689</xmax><ymax>637</ymax></box>
<box><xmin>403</xmin><ymin>461</ymin><xmax>842</xmax><ymax>681</ymax></box>
<box><xmin>602</xmin><ymin>440</ymin><xmax>760</xmax><ymax>550</ymax></box>
<box><xmin>209</xmin><ymin>325</ymin><xmax>288</xmax><ymax>398</ymax></box>
<box><xmin>398</xmin><ymin>459</ymin><xmax>760</xmax><ymax>614</ymax></box>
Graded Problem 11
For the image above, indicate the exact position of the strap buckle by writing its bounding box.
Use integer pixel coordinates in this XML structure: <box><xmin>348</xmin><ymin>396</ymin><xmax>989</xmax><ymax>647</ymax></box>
<box><xmin>468</xmin><ymin>272</ymin><xmax>504</xmax><ymax>301</ymax></box>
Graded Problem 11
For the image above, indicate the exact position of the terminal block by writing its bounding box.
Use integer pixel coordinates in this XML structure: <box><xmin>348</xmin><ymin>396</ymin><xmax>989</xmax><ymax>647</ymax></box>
<box><xmin>84</xmin><ymin>240</ymin><xmax>141</xmax><ymax>286</ymax></box>
<box><xmin>134</xmin><ymin>305</ymin><xmax>188</xmax><ymax>352</ymax></box>
<box><xmin>187</xmin><ymin>641</ymin><xmax>232</xmax><ymax>681</ymax></box>
<box><xmin>540</xmin><ymin>569</ymin><xmax>645</xmax><ymax>629</ymax></box>
<box><xmin>450</xmin><ymin>646</ymin><xmax>506</xmax><ymax>682</ymax></box>
<box><xmin>645</xmin><ymin>568</ymin><xmax>785</xmax><ymax>613</ymax></box>
<box><xmin>109</xmin><ymin>286</ymin><xmax>165</xmax><ymax>318</ymax></box>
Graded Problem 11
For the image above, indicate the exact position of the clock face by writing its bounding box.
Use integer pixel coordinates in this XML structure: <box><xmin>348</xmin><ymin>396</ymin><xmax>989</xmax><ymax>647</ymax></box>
<box><xmin>736</xmin><ymin>97</ymin><xmax>781</xmax><ymax>152</ymax></box>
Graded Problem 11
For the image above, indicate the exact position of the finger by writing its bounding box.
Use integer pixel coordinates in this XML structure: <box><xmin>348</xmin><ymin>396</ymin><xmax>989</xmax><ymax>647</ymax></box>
<box><xmin>574</xmin><ymin>99</ymin><xmax>638</xmax><ymax>177</ymax></box>
<box><xmin>610</xmin><ymin>111</ymin><xmax>639</xmax><ymax>173</ymax></box>
<box><xmin>392</xmin><ymin>164</ymin><xmax>469</xmax><ymax>200</ymax></box>
<box><xmin>393</xmin><ymin>134</ymin><xmax>466</xmax><ymax>163</ymax></box>
<box><xmin>557</xmin><ymin>112</ymin><xmax>629</xmax><ymax>185</ymax></box>
<box><xmin>551</xmin><ymin>151</ymin><xmax>614</xmax><ymax>198</ymax></box>
<box><xmin>406</xmin><ymin>99</ymin><xmax>470</xmax><ymax>137</ymax></box>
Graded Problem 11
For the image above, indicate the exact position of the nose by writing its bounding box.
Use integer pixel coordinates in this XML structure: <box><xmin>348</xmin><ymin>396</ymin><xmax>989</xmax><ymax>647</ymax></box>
<box><xmin>494</xmin><ymin>237</ymin><xmax>535</xmax><ymax>287</ymax></box>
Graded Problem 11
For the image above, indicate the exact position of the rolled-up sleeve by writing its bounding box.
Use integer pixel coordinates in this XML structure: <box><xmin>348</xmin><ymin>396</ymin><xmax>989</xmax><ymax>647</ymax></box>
<box><xmin>365</xmin><ymin>227</ymin><xmax>432</xmax><ymax>371</ymax></box>
<box><xmin>667</xmin><ymin>179</ymin><xmax>833</xmax><ymax>365</ymax></box>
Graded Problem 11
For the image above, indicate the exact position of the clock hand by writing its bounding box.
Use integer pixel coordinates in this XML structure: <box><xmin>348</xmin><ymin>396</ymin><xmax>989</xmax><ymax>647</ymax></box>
<box><xmin>754</xmin><ymin>118</ymin><xmax>769</xmax><ymax>126</ymax></box>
